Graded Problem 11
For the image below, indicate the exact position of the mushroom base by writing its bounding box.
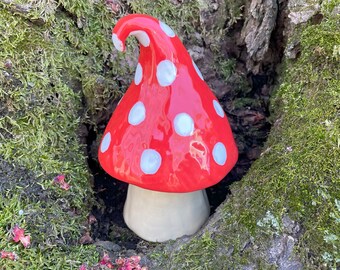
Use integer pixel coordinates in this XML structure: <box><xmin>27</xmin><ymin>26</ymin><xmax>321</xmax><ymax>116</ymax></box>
<box><xmin>123</xmin><ymin>184</ymin><xmax>210</xmax><ymax>242</ymax></box>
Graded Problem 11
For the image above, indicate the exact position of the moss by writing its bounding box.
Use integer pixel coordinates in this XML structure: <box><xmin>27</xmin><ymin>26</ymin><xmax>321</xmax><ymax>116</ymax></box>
<box><xmin>223</xmin><ymin>0</ymin><xmax>245</xmax><ymax>28</ymax></box>
<box><xmin>129</xmin><ymin>0</ymin><xmax>200</xmax><ymax>36</ymax></box>
<box><xmin>0</xmin><ymin>194</ymin><xmax>98</xmax><ymax>267</ymax></box>
<box><xmin>217</xmin><ymin>57</ymin><xmax>236</xmax><ymax>80</ymax></box>
<box><xmin>0</xmin><ymin>0</ymin><xmax>128</xmax><ymax>267</ymax></box>
<box><xmin>269</xmin><ymin>13</ymin><xmax>340</xmax><ymax>268</ymax></box>
<box><xmin>150</xmin><ymin>5</ymin><xmax>339</xmax><ymax>270</ymax></box>
<box><xmin>130</xmin><ymin>0</ymin><xmax>245</xmax><ymax>53</ymax></box>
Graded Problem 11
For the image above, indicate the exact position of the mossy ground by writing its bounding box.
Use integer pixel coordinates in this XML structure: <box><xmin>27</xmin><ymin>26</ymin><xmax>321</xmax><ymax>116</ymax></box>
<box><xmin>0</xmin><ymin>0</ymin><xmax>125</xmax><ymax>268</ymax></box>
<box><xmin>150</xmin><ymin>3</ymin><xmax>339</xmax><ymax>269</ymax></box>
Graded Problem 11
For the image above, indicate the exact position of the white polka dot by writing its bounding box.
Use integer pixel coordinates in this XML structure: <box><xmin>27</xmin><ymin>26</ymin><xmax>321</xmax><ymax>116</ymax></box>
<box><xmin>129</xmin><ymin>30</ymin><xmax>150</xmax><ymax>47</ymax></box>
<box><xmin>174</xmin><ymin>113</ymin><xmax>194</xmax><ymax>136</ymax></box>
<box><xmin>213</xmin><ymin>100</ymin><xmax>224</xmax><ymax>118</ymax></box>
<box><xmin>134</xmin><ymin>63</ymin><xmax>143</xmax><ymax>85</ymax></box>
<box><xmin>128</xmin><ymin>101</ymin><xmax>146</xmax><ymax>126</ymax></box>
<box><xmin>192</xmin><ymin>60</ymin><xmax>204</xmax><ymax>80</ymax></box>
<box><xmin>100</xmin><ymin>132</ymin><xmax>111</xmax><ymax>153</ymax></box>
<box><xmin>112</xmin><ymin>34</ymin><xmax>124</xmax><ymax>52</ymax></box>
<box><xmin>140</xmin><ymin>149</ymin><xmax>162</xmax><ymax>174</ymax></box>
<box><xmin>159</xmin><ymin>21</ymin><xmax>175</xmax><ymax>37</ymax></box>
<box><xmin>213</xmin><ymin>142</ymin><xmax>227</xmax><ymax>166</ymax></box>
<box><xmin>156</xmin><ymin>60</ymin><xmax>177</xmax><ymax>87</ymax></box>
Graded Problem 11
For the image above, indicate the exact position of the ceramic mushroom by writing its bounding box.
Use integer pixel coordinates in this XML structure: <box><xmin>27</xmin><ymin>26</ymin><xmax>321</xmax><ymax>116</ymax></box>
<box><xmin>98</xmin><ymin>14</ymin><xmax>238</xmax><ymax>242</ymax></box>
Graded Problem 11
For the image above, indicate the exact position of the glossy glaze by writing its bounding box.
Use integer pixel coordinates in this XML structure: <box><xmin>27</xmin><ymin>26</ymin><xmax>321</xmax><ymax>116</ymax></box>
<box><xmin>98</xmin><ymin>14</ymin><xmax>238</xmax><ymax>193</ymax></box>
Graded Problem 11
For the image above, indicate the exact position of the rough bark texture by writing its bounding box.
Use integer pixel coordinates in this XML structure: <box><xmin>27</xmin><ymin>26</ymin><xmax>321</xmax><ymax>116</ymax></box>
<box><xmin>240</xmin><ymin>0</ymin><xmax>278</xmax><ymax>73</ymax></box>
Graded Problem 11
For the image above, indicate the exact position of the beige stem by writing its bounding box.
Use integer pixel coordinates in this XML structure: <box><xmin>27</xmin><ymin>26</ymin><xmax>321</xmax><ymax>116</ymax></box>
<box><xmin>123</xmin><ymin>184</ymin><xmax>210</xmax><ymax>242</ymax></box>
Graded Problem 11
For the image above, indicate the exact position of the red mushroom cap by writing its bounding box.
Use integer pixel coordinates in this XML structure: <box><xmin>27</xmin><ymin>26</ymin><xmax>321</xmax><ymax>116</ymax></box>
<box><xmin>98</xmin><ymin>14</ymin><xmax>238</xmax><ymax>193</ymax></box>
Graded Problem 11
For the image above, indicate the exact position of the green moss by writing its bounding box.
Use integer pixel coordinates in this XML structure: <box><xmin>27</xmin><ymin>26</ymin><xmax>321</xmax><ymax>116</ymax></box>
<box><xmin>129</xmin><ymin>0</ymin><xmax>200</xmax><ymax>36</ymax></box>
<box><xmin>224</xmin><ymin>0</ymin><xmax>245</xmax><ymax>28</ymax></box>
<box><xmin>130</xmin><ymin>0</ymin><xmax>200</xmax><ymax>40</ymax></box>
<box><xmin>151</xmin><ymin>7</ymin><xmax>339</xmax><ymax>270</ymax></box>
<box><xmin>269</xmin><ymin>15</ymin><xmax>340</xmax><ymax>268</ymax></box>
<box><xmin>0</xmin><ymin>0</ymin><xmax>127</xmax><ymax>267</ymax></box>
<box><xmin>0</xmin><ymin>194</ymin><xmax>99</xmax><ymax>269</ymax></box>
<box><xmin>217</xmin><ymin>58</ymin><xmax>236</xmax><ymax>80</ymax></box>
<box><xmin>128</xmin><ymin>0</ymin><xmax>244</xmax><ymax>38</ymax></box>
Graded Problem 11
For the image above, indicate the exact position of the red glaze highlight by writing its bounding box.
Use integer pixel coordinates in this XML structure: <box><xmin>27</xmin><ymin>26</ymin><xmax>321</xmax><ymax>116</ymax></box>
<box><xmin>98</xmin><ymin>14</ymin><xmax>238</xmax><ymax>193</ymax></box>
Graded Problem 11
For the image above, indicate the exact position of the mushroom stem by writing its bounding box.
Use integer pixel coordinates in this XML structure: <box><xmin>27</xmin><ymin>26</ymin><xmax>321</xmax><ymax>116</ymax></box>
<box><xmin>123</xmin><ymin>185</ymin><xmax>210</xmax><ymax>242</ymax></box>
